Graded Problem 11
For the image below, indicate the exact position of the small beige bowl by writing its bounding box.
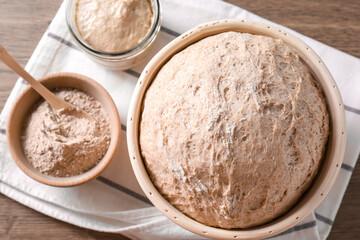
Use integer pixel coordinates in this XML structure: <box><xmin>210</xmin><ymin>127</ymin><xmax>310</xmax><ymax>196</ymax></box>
<box><xmin>7</xmin><ymin>72</ymin><xmax>121</xmax><ymax>187</ymax></box>
<box><xmin>127</xmin><ymin>20</ymin><xmax>346</xmax><ymax>239</ymax></box>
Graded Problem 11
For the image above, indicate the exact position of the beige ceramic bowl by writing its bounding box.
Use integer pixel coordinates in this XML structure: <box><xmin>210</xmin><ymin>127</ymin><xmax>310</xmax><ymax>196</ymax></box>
<box><xmin>7</xmin><ymin>72</ymin><xmax>121</xmax><ymax>187</ymax></box>
<box><xmin>127</xmin><ymin>19</ymin><xmax>346</xmax><ymax>239</ymax></box>
<box><xmin>127</xmin><ymin>20</ymin><xmax>347</xmax><ymax>239</ymax></box>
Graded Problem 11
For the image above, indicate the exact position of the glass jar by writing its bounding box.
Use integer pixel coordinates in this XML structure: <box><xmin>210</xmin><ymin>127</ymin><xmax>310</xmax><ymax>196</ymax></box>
<box><xmin>65</xmin><ymin>0</ymin><xmax>162</xmax><ymax>70</ymax></box>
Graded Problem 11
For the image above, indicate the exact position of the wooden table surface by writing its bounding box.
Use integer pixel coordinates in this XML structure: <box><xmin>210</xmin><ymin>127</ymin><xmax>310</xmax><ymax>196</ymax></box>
<box><xmin>0</xmin><ymin>0</ymin><xmax>359</xmax><ymax>239</ymax></box>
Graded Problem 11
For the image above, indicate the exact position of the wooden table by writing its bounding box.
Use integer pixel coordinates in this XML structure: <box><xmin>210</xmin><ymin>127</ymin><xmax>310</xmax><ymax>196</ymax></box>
<box><xmin>0</xmin><ymin>0</ymin><xmax>359</xmax><ymax>239</ymax></box>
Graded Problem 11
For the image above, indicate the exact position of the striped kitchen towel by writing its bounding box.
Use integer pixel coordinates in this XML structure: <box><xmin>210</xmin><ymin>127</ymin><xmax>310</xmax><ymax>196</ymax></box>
<box><xmin>0</xmin><ymin>0</ymin><xmax>359</xmax><ymax>239</ymax></box>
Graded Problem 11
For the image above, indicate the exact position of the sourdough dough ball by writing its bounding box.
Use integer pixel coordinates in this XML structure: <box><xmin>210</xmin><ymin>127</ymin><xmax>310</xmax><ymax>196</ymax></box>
<box><xmin>140</xmin><ymin>32</ymin><xmax>329</xmax><ymax>228</ymax></box>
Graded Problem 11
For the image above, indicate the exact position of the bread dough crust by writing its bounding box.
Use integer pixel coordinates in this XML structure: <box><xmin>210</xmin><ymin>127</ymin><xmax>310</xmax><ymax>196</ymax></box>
<box><xmin>140</xmin><ymin>32</ymin><xmax>329</xmax><ymax>228</ymax></box>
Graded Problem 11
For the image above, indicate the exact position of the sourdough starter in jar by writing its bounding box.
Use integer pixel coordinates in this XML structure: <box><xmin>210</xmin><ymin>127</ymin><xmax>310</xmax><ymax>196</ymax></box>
<box><xmin>75</xmin><ymin>0</ymin><xmax>154</xmax><ymax>52</ymax></box>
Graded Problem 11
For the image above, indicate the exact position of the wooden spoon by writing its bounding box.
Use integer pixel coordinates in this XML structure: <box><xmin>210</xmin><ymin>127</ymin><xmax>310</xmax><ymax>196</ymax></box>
<box><xmin>0</xmin><ymin>45</ymin><xmax>94</xmax><ymax>121</ymax></box>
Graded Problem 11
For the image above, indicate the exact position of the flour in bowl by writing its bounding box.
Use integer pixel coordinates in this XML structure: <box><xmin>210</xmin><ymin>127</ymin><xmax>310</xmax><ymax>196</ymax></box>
<box><xmin>21</xmin><ymin>88</ymin><xmax>110</xmax><ymax>177</ymax></box>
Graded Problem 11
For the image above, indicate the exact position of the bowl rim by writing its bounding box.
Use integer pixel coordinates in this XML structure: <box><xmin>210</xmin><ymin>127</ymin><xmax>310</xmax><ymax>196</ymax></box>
<box><xmin>127</xmin><ymin>19</ymin><xmax>347</xmax><ymax>239</ymax></box>
<box><xmin>7</xmin><ymin>72</ymin><xmax>121</xmax><ymax>187</ymax></box>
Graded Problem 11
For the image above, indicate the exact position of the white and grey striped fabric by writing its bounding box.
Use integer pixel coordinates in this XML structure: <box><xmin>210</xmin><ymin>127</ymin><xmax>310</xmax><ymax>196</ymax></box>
<box><xmin>0</xmin><ymin>0</ymin><xmax>359</xmax><ymax>239</ymax></box>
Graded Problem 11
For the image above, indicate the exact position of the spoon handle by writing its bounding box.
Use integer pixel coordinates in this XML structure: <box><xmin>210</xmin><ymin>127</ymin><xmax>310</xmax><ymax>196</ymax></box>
<box><xmin>0</xmin><ymin>44</ymin><xmax>70</xmax><ymax>110</ymax></box>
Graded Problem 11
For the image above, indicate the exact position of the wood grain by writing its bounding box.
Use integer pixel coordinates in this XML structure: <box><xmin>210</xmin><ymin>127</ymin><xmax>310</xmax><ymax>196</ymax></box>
<box><xmin>0</xmin><ymin>0</ymin><xmax>359</xmax><ymax>239</ymax></box>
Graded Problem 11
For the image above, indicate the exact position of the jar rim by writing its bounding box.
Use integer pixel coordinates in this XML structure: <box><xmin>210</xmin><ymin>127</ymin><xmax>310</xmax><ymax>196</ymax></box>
<box><xmin>65</xmin><ymin>0</ymin><xmax>162</xmax><ymax>59</ymax></box>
